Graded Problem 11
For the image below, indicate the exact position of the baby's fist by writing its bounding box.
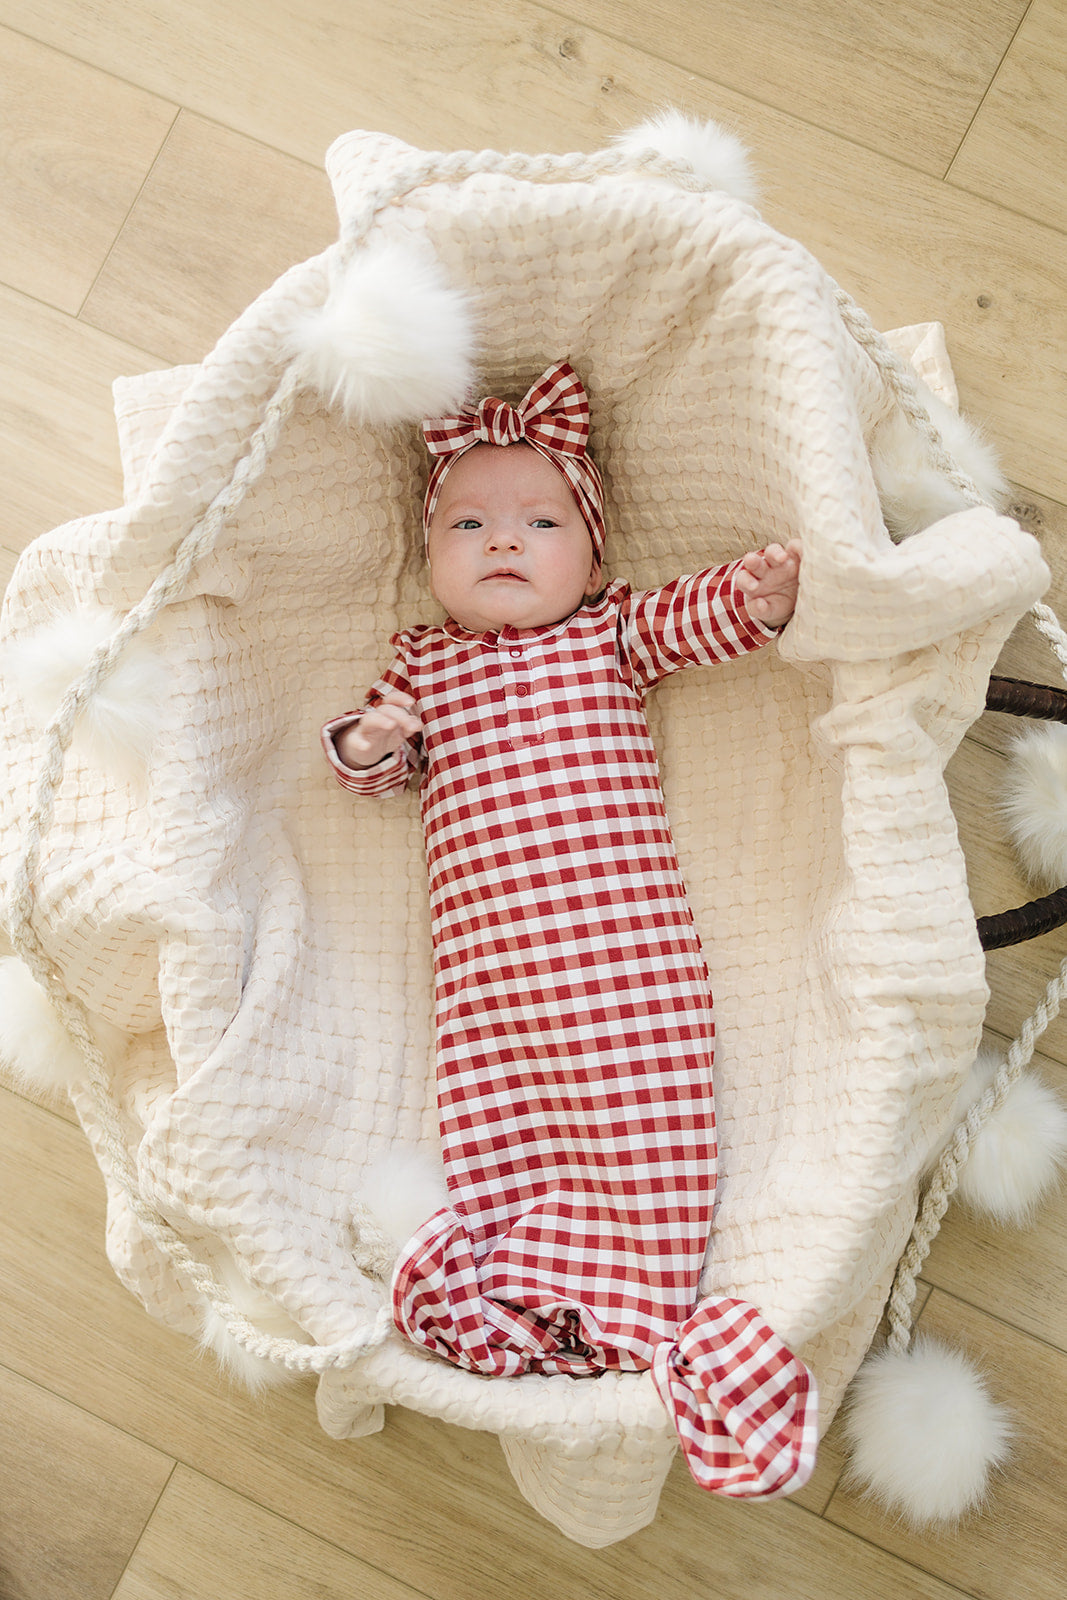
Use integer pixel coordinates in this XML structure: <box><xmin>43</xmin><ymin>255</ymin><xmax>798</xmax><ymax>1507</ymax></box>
<box><xmin>736</xmin><ymin>541</ymin><xmax>802</xmax><ymax>629</ymax></box>
<box><xmin>335</xmin><ymin>693</ymin><xmax>420</xmax><ymax>769</ymax></box>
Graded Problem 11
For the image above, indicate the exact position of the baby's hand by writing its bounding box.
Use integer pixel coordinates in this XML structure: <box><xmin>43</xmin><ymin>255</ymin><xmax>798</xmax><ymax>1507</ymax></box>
<box><xmin>335</xmin><ymin>693</ymin><xmax>421</xmax><ymax>769</ymax></box>
<box><xmin>735</xmin><ymin>541</ymin><xmax>802</xmax><ymax>629</ymax></box>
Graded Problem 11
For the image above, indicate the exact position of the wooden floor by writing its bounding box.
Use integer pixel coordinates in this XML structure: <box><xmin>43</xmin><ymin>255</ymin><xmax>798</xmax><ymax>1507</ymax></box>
<box><xmin>1</xmin><ymin>2</ymin><xmax>1066</xmax><ymax>1596</ymax></box>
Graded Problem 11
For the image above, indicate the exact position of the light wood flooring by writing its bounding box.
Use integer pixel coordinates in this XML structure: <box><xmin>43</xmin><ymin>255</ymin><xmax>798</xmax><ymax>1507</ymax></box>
<box><xmin>1</xmin><ymin>3</ymin><xmax>1066</xmax><ymax>1596</ymax></box>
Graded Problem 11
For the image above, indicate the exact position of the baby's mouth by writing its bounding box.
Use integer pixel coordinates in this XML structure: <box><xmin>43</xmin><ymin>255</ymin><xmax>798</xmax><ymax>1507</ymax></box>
<box><xmin>483</xmin><ymin>569</ymin><xmax>527</xmax><ymax>581</ymax></box>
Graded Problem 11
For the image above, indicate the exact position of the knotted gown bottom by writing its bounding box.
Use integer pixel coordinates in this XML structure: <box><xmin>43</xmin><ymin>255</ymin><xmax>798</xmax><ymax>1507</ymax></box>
<box><xmin>391</xmin><ymin>949</ymin><xmax>818</xmax><ymax>1497</ymax></box>
<box><xmin>326</xmin><ymin>571</ymin><xmax>819</xmax><ymax>1495</ymax></box>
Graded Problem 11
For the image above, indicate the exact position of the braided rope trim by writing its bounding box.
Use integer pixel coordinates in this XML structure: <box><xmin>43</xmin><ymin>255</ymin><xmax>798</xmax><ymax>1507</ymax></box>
<box><xmin>335</xmin><ymin>143</ymin><xmax>716</xmax><ymax>265</ymax></box>
<box><xmin>831</xmin><ymin>286</ymin><xmax>989</xmax><ymax>512</ymax></box>
<box><xmin>884</xmin><ymin>950</ymin><xmax>1067</xmax><ymax>1354</ymax></box>
<box><xmin>5</xmin><ymin>136</ymin><xmax>1061</xmax><ymax>1377</ymax></box>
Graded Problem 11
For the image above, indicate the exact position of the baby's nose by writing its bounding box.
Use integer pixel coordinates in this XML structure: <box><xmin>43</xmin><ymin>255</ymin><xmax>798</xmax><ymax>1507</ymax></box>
<box><xmin>487</xmin><ymin>524</ymin><xmax>523</xmax><ymax>549</ymax></box>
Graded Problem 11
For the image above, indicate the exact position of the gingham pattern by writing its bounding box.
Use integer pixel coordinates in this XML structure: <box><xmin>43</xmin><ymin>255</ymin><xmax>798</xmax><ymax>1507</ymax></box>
<box><xmin>323</xmin><ymin>565</ymin><xmax>817</xmax><ymax>1495</ymax></box>
<box><xmin>651</xmin><ymin>1300</ymin><xmax>818</xmax><ymax>1495</ymax></box>
<box><xmin>422</xmin><ymin>361</ymin><xmax>606</xmax><ymax>559</ymax></box>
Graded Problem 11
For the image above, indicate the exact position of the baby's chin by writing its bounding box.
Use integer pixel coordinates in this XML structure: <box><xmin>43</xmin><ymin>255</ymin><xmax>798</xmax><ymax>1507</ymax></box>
<box><xmin>438</xmin><ymin>579</ymin><xmax>577</xmax><ymax>633</ymax></box>
<box><xmin>450</xmin><ymin>600</ymin><xmax>573</xmax><ymax>632</ymax></box>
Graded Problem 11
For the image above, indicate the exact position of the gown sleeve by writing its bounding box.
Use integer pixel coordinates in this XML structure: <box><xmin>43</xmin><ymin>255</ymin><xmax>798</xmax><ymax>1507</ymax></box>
<box><xmin>321</xmin><ymin>643</ymin><xmax>423</xmax><ymax>796</ymax></box>
<box><xmin>620</xmin><ymin>557</ymin><xmax>778</xmax><ymax>694</ymax></box>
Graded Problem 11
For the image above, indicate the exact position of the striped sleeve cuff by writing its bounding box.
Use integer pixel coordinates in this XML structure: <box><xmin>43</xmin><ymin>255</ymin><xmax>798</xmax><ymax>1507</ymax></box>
<box><xmin>321</xmin><ymin>714</ymin><xmax>413</xmax><ymax>795</ymax></box>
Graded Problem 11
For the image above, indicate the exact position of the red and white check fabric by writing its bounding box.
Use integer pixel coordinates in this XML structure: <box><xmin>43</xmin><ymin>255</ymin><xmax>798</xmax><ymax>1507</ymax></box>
<box><xmin>422</xmin><ymin>361</ymin><xmax>606</xmax><ymax>559</ymax></box>
<box><xmin>323</xmin><ymin>565</ymin><xmax>817</xmax><ymax>1497</ymax></box>
<box><xmin>652</xmin><ymin>1301</ymin><xmax>818</xmax><ymax>1495</ymax></box>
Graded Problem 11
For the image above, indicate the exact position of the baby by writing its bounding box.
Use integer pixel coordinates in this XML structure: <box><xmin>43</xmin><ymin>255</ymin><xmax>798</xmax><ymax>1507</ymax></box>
<box><xmin>323</xmin><ymin>362</ymin><xmax>816</xmax><ymax>1497</ymax></box>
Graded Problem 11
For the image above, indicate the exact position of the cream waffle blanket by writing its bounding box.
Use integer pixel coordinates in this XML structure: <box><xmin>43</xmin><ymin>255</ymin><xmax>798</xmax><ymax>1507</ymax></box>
<box><xmin>0</xmin><ymin>127</ymin><xmax>1048</xmax><ymax>1546</ymax></box>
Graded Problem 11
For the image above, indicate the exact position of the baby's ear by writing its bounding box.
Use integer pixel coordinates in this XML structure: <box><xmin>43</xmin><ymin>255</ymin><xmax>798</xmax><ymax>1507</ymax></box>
<box><xmin>586</xmin><ymin>560</ymin><xmax>602</xmax><ymax>594</ymax></box>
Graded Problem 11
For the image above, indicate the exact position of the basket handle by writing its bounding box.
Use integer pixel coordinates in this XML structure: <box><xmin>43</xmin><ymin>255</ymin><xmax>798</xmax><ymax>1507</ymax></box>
<box><xmin>976</xmin><ymin>675</ymin><xmax>1067</xmax><ymax>949</ymax></box>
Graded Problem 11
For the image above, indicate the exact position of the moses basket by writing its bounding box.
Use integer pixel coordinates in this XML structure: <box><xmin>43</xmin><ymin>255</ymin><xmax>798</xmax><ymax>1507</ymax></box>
<box><xmin>0</xmin><ymin>120</ymin><xmax>1054</xmax><ymax>1545</ymax></box>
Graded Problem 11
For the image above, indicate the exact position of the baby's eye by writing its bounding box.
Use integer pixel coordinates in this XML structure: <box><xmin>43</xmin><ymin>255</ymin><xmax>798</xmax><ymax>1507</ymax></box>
<box><xmin>531</xmin><ymin>518</ymin><xmax>557</xmax><ymax>529</ymax></box>
<box><xmin>454</xmin><ymin>518</ymin><xmax>482</xmax><ymax>530</ymax></box>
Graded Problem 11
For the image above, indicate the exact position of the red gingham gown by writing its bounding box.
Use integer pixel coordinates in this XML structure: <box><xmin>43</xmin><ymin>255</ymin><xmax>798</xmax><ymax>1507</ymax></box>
<box><xmin>323</xmin><ymin>563</ymin><xmax>818</xmax><ymax>1496</ymax></box>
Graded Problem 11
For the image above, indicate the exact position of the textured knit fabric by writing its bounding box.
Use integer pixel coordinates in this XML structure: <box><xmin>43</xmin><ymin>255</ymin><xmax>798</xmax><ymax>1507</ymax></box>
<box><xmin>323</xmin><ymin>563</ymin><xmax>818</xmax><ymax>1495</ymax></box>
<box><xmin>422</xmin><ymin>361</ymin><xmax>606</xmax><ymax>558</ymax></box>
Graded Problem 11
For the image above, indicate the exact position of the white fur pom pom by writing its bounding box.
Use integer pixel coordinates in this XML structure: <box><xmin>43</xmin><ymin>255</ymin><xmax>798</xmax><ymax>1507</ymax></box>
<box><xmin>198</xmin><ymin>1255</ymin><xmax>311</xmax><ymax>1395</ymax></box>
<box><xmin>0</xmin><ymin>956</ymin><xmax>124</xmax><ymax>1097</ymax></box>
<box><xmin>871</xmin><ymin>387</ymin><xmax>1008</xmax><ymax>539</ymax></box>
<box><xmin>1001</xmin><ymin>724</ymin><xmax>1067</xmax><ymax>889</ymax></box>
<box><xmin>0</xmin><ymin>957</ymin><xmax>84</xmax><ymax>1094</ymax></box>
<box><xmin>286</xmin><ymin>241</ymin><xmax>476</xmax><ymax>425</ymax></box>
<box><xmin>844</xmin><ymin>1338</ymin><xmax>1013</xmax><ymax>1523</ymax></box>
<box><xmin>353</xmin><ymin>1144</ymin><xmax>449</xmax><ymax>1253</ymax></box>
<box><xmin>3</xmin><ymin>604</ymin><xmax>167</xmax><ymax>783</ymax></box>
<box><xmin>611</xmin><ymin>110</ymin><xmax>758</xmax><ymax>204</ymax></box>
<box><xmin>933</xmin><ymin>1045</ymin><xmax>1067</xmax><ymax>1224</ymax></box>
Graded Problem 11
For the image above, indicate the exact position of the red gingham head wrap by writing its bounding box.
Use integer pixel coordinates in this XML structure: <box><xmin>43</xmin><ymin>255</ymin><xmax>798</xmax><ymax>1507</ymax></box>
<box><xmin>422</xmin><ymin>361</ymin><xmax>605</xmax><ymax>562</ymax></box>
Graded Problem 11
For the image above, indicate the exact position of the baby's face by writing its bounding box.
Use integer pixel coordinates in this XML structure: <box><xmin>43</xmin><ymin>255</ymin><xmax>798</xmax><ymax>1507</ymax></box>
<box><xmin>426</xmin><ymin>443</ymin><xmax>600</xmax><ymax>633</ymax></box>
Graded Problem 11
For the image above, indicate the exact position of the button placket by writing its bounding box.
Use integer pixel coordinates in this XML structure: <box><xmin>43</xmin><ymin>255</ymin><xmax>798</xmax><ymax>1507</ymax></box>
<box><xmin>499</xmin><ymin>633</ymin><xmax>543</xmax><ymax>747</ymax></box>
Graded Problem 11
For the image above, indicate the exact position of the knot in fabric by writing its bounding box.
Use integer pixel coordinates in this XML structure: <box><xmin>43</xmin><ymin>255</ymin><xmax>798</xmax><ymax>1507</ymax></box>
<box><xmin>476</xmin><ymin>396</ymin><xmax>527</xmax><ymax>446</ymax></box>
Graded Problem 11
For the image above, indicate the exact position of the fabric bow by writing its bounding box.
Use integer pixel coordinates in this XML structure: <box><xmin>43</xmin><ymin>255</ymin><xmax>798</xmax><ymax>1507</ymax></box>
<box><xmin>421</xmin><ymin>361</ymin><xmax>605</xmax><ymax>559</ymax></box>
